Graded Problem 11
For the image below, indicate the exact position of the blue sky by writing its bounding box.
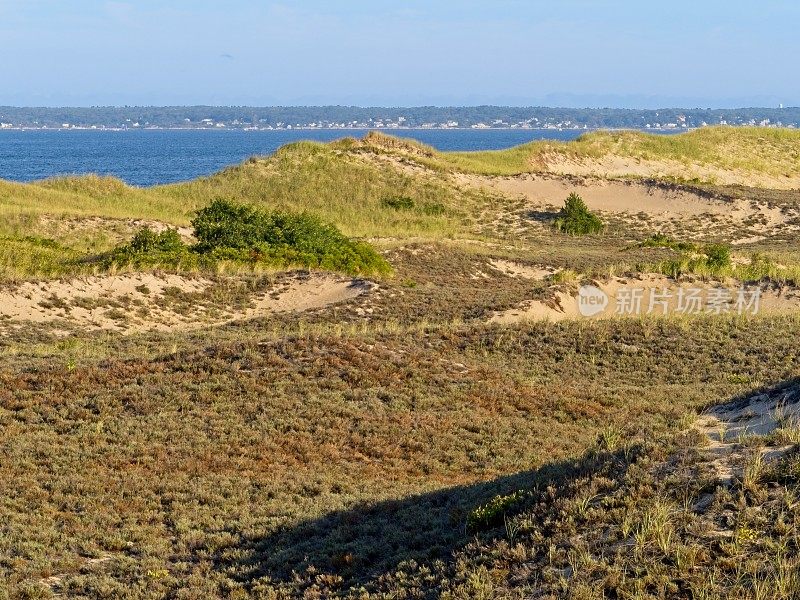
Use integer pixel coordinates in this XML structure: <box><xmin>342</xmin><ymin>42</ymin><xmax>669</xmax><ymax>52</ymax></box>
<box><xmin>0</xmin><ymin>0</ymin><xmax>797</xmax><ymax>107</ymax></box>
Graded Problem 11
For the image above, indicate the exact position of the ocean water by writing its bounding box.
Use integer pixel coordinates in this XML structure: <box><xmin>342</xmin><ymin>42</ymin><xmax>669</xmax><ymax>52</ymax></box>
<box><xmin>0</xmin><ymin>128</ymin><xmax>631</xmax><ymax>186</ymax></box>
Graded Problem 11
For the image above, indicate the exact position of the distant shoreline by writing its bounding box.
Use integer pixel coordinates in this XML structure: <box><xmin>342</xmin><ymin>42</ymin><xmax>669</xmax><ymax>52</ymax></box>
<box><xmin>0</xmin><ymin>126</ymin><xmax>710</xmax><ymax>133</ymax></box>
<box><xmin>3</xmin><ymin>106</ymin><xmax>796</xmax><ymax>130</ymax></box>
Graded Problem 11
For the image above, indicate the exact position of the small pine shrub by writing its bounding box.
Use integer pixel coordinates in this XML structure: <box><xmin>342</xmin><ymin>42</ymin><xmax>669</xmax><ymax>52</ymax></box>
<box><xmin>553</xmin><ymin>193</ymin><xmax>604</xmax><ymax>235</ymax></box>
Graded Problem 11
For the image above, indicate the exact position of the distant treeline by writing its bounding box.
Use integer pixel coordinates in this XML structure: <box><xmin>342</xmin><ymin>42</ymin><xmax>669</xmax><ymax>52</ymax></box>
<box><xmin>0</xmin><ymin>106</ymin><xmax>798</xmax><ymax>129</ymax></box>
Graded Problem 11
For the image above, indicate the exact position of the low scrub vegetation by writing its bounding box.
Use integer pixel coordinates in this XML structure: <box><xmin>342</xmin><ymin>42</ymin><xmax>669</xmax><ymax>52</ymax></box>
<box><xmin>639</xmin><ymin>232</ymin><xmax>700</xmax><ymax>252</ymax></box>
<box><xmin>637</xmin><ymin>235</ymin><xmax>800</xmax><ymax>283</ymax></box>
<box><xmin>2</xmin><ymin>313</ymin><xmax>800</xmax><ymax>597</ymax></box>
<box><xmin>381</xmin><ymin>196</ymin><xmax>446</xmax><ymax>216</ymax></box>
<box><xmin>108</xmin><ymin>199</ymin><xmax>392</xmax><ymax>276</ymax></box>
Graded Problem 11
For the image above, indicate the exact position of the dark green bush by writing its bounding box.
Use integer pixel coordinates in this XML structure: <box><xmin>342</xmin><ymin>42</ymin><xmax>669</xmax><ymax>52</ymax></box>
<box><xmin>107</xmin><ymin>201</ymin><xmax>391</xmax><ymax>276</ymax></box>
<box><xmin>106</xmin><ymin>227</ymin><xmax>191</xmax><ymax>267</ymax></box>
<box><xmin>192</xmin><ymin>199</ymin><xmax>391</xmax><ymax>275</ymax></box>
<box><xmin>553</xmin><ymin>193</ymin><xmax>604</xmax><ymax>235</ymax></box>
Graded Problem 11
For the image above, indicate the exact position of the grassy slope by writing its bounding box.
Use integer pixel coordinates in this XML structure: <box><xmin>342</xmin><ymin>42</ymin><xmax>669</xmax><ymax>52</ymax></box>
<box><xmin>4</xmin><ymin>126</ymin><xmax>797</xmax><ymax>226</ymax></box>
<box><xmin>162</xmin><ymin>141</ymin><xmax>469</xmax><ymax>238</ymax></box>
<box><xmin>378</xmin><ymin>126</ymin><xmax>800</xmax><ymax>177</ymax></box>
<box><xmin>0</xmin><ymin>141</ymin><xmax>489</xmax><ymax>280</ymax></box>
<box><xmin>1</xmin><ymin>140</ymin><xmax>475</xmax><ymax>236</ymax></box>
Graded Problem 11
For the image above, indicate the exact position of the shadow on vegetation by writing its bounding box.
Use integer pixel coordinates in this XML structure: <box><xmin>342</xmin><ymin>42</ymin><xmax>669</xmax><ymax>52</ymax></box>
<box><xmin>214</xmin><ymin>445</ymin><xmax>637</xmax><ymax>589</ymax></box>
<box><xmin>212</xmin><ymin>378</ymin><xmax>800</xmax><ymax>591</ymax></box>
<box><xmin>523</xmin><ymin>208</ymin><xmax>559</xmax><ymax>224</ymax></box>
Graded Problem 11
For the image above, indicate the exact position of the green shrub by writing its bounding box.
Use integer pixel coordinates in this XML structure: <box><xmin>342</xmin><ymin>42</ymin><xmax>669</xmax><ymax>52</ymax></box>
<box><xmin>640</xmin><ymin>234</ymin><xmax>733</xmax><ymax>277</ymax></box>
<box><xmin>129</xmin><ymin>227</ymin><xmax>186</xmax><ymax>254</ymax></box>
<box><xmin>107</xmin><ymin>227</ymin><xmax>191</xmax><ymax>267</ymax></box>
<box><xmin>704</xmin><ymin>243</ymin><xmax>732</xmax><ymax>270</ymax></box>
<box><xmin>652</xmin><ymin>242</ymin><xmax>733</xmax><ymax>277</ymax></box>
<box><xmin>105</xmin><ymin>200</ymin><xmax>391</xmax><ymax>276</ymax></box>
<box><xmin>191</xmin><ymin>199</ymin><xmax>390</xmax><ymax>275</ymax></box>
<box><xmin>553</xmin><ymin>193</ymin><xmax>604</xmax><ymax>235</ymax></box>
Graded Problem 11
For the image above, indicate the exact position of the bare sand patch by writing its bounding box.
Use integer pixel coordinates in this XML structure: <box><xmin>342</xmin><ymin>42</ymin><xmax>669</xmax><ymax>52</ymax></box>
<box><xmin>464</xmin><ymin>173</ymin><xmax>729</xmax><ymax>218</ymax></box>
<box><xmin>488</xmin><ymin>259</ymin><xmax>559</xmax><ymax>280</ymax></box>
<box><xmin>244</xmin><ymin>275</ymin><xmax>373</xmax><ymax>318</ymax></box>
<box><xmin>0</xmin><ymin>272</ymin><xmax>372</xmax><ymax>334</ymax></box>
<box><xmin>489</xmin><ymin>274</ymin><xmax>800</xmax><ymax>324</ymax></box>
<box><xmin>700</xmin><ymin>383</ymin><xmax>800</xmax><ymax>439</ymax></box>
<box><xmin>456</xmin><ymin>172</ymin><xmax>800</xmax><ymax>243</ymax></box>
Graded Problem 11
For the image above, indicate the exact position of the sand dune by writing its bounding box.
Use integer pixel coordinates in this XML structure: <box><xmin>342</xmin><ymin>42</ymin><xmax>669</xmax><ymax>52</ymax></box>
<box><xmin>0</xmin><ymin>272</ymin><xmax>372</xmax><ymax>334</ymax></box>
<box><xmin>454</xmin><ymin>172</ymin><xmax>800</xmax><ymax>244</ymax></box>
<box><xmin>489</xmin><ymin>274</ymin><xmax>800</xmax><ymax>324</ymax></box>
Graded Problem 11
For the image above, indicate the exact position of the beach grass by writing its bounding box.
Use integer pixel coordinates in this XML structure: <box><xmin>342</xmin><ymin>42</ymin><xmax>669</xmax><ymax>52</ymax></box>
<box><xmin>365</xmin><ymin>126</ymin><xmax>800</xmax><ymax>178</ymax></box>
